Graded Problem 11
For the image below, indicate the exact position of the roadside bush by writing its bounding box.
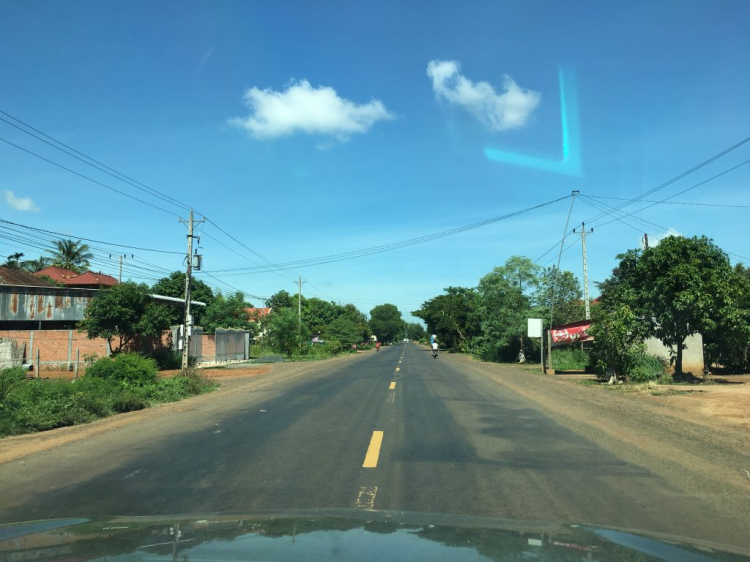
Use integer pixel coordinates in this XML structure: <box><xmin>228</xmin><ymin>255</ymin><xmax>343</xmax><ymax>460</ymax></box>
<box><xmin>629</xmin><ymin>354</ymin><xmax>668</xmax><ymax>383</ymax></box>
<box><xmin>0</xmin><ymin>366</ymin><xmax>28</xmax><ymax>403</ymax></box>
<box><xmin>86</xmin><ymin>353</ymin><xmax>157</xmax><ymax>385</ymax></box>
<box><xmin>551</xmin><ymin>348</ymin><xmax>589</xmax><ymax>371</ymax></box>
<box><xmin>151</xmin><ymin>349</ymin><xmax>182</xmax><ymax>371</ymax></box>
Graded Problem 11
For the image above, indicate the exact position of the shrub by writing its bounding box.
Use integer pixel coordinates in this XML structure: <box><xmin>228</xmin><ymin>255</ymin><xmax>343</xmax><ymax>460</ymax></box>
<box><xmin>550</xmin><ymin>348</ymin><xmax>589</xmax><ymax>371</ymax></box>
<box><xmin>1</xmin><ymin>366</ymin><xmax>28</xmax><ymax>403</ymax></box>
<box><xmin>86</xmin><ymin>353</ymin><xmax>157</xmax><ymax>385</ymax></box>
<box><xmin>151</xmin><ymin>349</ymin><xmax>182</xmax><ymax>370</ymax></box>
<box><xmin>629</xmin><ymin>354</ymin><xmax>668</xmax><ymax>383</ymax></box>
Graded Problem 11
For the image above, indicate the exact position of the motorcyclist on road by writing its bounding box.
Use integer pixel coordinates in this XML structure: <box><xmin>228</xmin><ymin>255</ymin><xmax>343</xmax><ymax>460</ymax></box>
<box><xmin>431</xmin><ymin>341</ymin><xmax>439</xmax><ymax>357</ymax></box>
<box><xmin>376</xmin><ymin>341</ymin><xmax>381</xmax><ymax>352</ymax></box>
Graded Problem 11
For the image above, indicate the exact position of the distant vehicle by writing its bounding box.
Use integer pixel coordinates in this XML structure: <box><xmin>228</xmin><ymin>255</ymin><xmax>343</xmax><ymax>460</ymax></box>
<box><xmin>403</xmin><ymin>338</ymin><xmax>409</xmax><ymax>342</ymax></box>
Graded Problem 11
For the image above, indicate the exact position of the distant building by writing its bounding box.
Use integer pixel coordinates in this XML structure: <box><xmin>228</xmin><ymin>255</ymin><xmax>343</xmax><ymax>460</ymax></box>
<box><xmin>35</xmin><ymin>266</ymin><xmax>118</xmax><ymax>289</ymax></box>
<box><xmin>245</xmin><ymin>307</ymin><xmax>271</xmax><ymax>323</ymax></box>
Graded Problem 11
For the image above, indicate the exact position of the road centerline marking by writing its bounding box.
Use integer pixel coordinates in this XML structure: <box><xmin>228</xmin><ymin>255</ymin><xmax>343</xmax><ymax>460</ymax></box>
<box><xmin>389</xmin><ymin>381</ymin><xmax>396</xmax><ymax>390</ymax></box>
<box><xmin>355</xmin><ymin>486</ymin><xmax>378</xmax><ymax>509</ymax></box>
<box><xmin>362</xmin><ymin>431</ymin><xmax>384</xmax><ymax>468</ymax></box>
<box><xmin>388</xmin><ymin>391</ymin><xmax>395</xmax><ymax>403</ymax></box>
<box><xmin>395</xmin><ymin>367</ymin><xmax>400</xmax><ymax>372</ymax></box>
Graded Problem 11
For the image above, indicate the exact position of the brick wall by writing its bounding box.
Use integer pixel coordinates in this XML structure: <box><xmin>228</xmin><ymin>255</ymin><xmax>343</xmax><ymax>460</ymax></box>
<box><xmin>0</xmin><ymin>329</ymin><xmax>173</xmax><ymax>369</ymax></box>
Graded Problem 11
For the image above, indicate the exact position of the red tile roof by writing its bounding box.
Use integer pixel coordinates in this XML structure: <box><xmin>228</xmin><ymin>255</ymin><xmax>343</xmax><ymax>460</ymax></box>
<box><xmin>34</xmin><ymin>266</ymin><xmax>78</xmax><ymax>282</ymax></box>
<box><xmin>0</xmin><ymin>267</ymin><xmax>56</xmax><ymax>287</ymax></box>
<box><xmin>245</xmin><ymin>307</ymin><xmax>271</xmax><ymax>321</ymax></box>
<box><xmin>67</xmin><ymin>271</ymin><xmax>118</xmax><ymax>287</ymax></box>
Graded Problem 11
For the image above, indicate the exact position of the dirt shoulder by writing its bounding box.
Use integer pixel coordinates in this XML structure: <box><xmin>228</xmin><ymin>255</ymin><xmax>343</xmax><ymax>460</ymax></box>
<box><xmin>444</xmin><ymin>353</ymin><xmax>750</xmax><ymax>517</ymax></box>
<box><xmin>0</xmin><ymin>352</ymin><xmax>366</xmax><ymax>466</ymax></box>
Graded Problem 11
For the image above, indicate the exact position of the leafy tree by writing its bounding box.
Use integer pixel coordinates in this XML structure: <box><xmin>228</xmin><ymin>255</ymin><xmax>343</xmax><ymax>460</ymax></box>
<box><xmin>2</xmin><ymin>252</ymin><xmax>24</xmax><ymax>269</ymax></box>
<box><xmin>703</xmin><ymin>264</ymin><xmax>750</xmax><ymax>372</ymax></box>
<box><xmin>413</xmin><ymin>287</ymin><xmax>479</xmax><ymax>351</ymax></box>
<box><xmin>21</xmin><ymin>255</ymin><xmax>51</xmax><ymax>273</ymax></box>
<box><xmin>47</xmin><ymin>239</ymin><xmax>94</xmax><ymax>273</ymax></box>
<box><xmin>475</xmin><ymin>256</ymin><xmax>540</xmax><ymax>361</ymax></box>
<box><xmin>406</xmin><ymin>322</ymin><xmax>426</xmax><ymax>342</ymax></box>
<box><xmin>602</xmin><ymin>236</ymin><xmax>734</xmax><ymax>374</ymax></box>
<box><xmin>267</xmin><ymin>308</ymin><xmax>309</xmax><ymax>355</ymax></box>
<box><xmin>201</xmin><ymin>291</ymin><xmax>254</xmax><ymax>333</ymax></box>
<box><xmin>369</xmin><ymin>304</ymin><xmax>405</xmax><ymax>343</ymax></box>
<box><xmin>151</xmin><ymin>271</ymin><xmax>215</xmax><ymax>326</ymax></box>
<box><xmin>535</xmin><ymin>267</ymin><xmax>584</xmax><ymax>327</ymax></box>
<box><xmin>303</xmin><ymin>298</ymin><xmax>340</xmax><ymax>334</ymax></box>
<box><xmin>589</xmin><ymin>304</ymin><xmax>646</xmax><ymax>382</ymax></box>
<box><xmin>323</xmin><ymin>316</ymin><xmax>362</xmax><ymax>347</ymax></box>
<box><xmin>78</xmin><ymin>282</ymin><xmax>173</xmax><ymax>352</ymax></box>
<box><xmin>265</xmin><ymin>290</ymin><xmax>294</xmax><ymax>311</ymax></box>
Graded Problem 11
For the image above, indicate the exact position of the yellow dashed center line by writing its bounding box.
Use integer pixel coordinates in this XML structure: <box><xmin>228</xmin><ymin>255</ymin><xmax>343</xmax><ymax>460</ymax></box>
<box><xmin>355</xmin><ymin>486</ymin><xmax>378</xmax><ymax>509</ymax></box>
<box><xmin>389</xmin><ymin>381</ymin><xmax>396</xmax><ymax>390</ymax></box>
<box><xmin>395</xmin><ymin>367</ymin><xmax>400</xmax><ymax>372</ymax></box>
<box><xmin>362</xmin><ymin>431</ymin><xmax>384</xmax><ymax>468</ymax></box>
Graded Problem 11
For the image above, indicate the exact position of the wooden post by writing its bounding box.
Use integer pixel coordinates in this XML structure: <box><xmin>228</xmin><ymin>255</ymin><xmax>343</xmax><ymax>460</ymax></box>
<box><xmin>35</xmin><ymin>348</ymin><xmax>40</xmax><ymax>379</ymax></box>
<box><xmin>547</xmin><ymin>330</ymin><xmax>554</xmax><ymax>375</ymax></box>
<box><xmin>74</xmin><ymin>348</ymin><xmax>80</xmax><ymax>379</ymax></box>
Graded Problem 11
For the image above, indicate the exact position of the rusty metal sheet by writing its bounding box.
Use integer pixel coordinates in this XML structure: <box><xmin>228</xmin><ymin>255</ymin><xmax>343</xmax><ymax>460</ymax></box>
<box><xmin>0</xmin><ymin>287</ymin><xmax>99</xmax><ymax>322</ymax></box>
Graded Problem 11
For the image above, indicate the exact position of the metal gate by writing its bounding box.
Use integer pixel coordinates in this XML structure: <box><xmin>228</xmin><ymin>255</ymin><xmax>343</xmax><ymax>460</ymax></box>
<box><xmin>214</xmin><ymin>328</ymin><xmax>246</xmax><ymax>362</ymax></box>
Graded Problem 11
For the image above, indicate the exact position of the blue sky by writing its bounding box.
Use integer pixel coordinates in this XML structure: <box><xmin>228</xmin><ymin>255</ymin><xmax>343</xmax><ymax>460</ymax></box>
<box><xmin>1</xmin><ymin>1</ymin><xmax>749</xmax><ymax>323</ymax></box>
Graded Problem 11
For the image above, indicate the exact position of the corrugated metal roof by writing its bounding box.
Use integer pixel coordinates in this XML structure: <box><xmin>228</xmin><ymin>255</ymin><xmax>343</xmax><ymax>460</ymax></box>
<box><xmin>68</xmin><ymin>271</ymin><xmax>118</xmax><ymax>286</ymax></box>
<box><xmin>35</xmin><ymin>266</ymin><xmax>78</xmax><ymax>282</ymax></box>
<box><xmin>0</xmin><ymin>267</ymin><xmax>56</xmax><ymax>287</ymax></box>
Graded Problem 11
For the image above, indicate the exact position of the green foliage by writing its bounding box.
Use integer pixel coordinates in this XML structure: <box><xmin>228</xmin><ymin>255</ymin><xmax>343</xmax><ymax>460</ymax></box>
<box><xmin>20</xmin><ymin>255</ymin><xmax>52</xmax><ymax>273</ymax></box>
<box><xmin>550</xmin><ymin>348</ymin><xmax>589</xmax><ymax>371</ymax></box>
<box><xmin>267</xmin><ymin>308</ymin><xmax>309</xmax><ymax>355</ymax></box>
<box><xmin>46</xmin><ymin>239</ymin><xmax>94</xmax><ymax>273</ymax></box>
<box><xmin>599</xmin><ymin>236</ymin><xmax>735</xmax><ymax>374</ymax></box>
<box><xmin>201</xmin><ymin>291</ymin><xmax>252</xmax><ymax>333</ymax></box>
<box><xmin>151</xmin><ymin>271</ymin><xmax>215</xmax><ymax>326</ymax></box>
<box><xmin>589</xmin><ymin>305</ymin><xmax>646</xmax><ymax>381</ymax></box>
<box><xmin>536</xmin><ymin>267</ymin><xmax>584</xmax><ymax>327</ymax></box>
<box><xmin>703</xmin><ymin>263</ymin><xmax>750</xmax><ymax>373</ymax></box>
<box><xmin>629</xmin><ymin>354</ymin><xmax>668</xmax><ymax>383</ymax></box>
<box><xmin>78</xmin><ymin>282</ymin><xmax>173</xmax><ymax>352</ymax></box>
<box><xmin>0</xmin><ymin>365</ymin><xmax>216</xmax><ymax>437</ymax></box>
<box><xmin>323</xmin><ymin>316</ymin><xmax>362</xmax><ymax>348</ymax></box>
<box><xmin>0</xmin><ymin>367</ymin><xmax>27</xmax><ymax>403</ymax></box>
<box><xmin>265</xmin><ymin>290</ymin><xmax>294</xmax><ymax>311</ymax></box>
<box><xmin>151</xmin><ymin>349</ymin><xmax>182</xmax><ymax>370</ymax></box>
<box><xmin>369</xmin><ymin>303</ymin><xmax>405</xmax><ymax>343</ymax></box>
<box><xmin>406</xmin><ymin>322</ymin><xmax>426</xmax><ymax>342</ymax></box>
<box><xmin>413</xmin><ymin>287</ymin><xmax>479</xmax><ymax>351</ymax></box>
<box><xmin>85</xmin><ymin>353</ymin><xmax>158</xmax><ymax>385</ymax></box>
<box><xmin>2</xmin><ymin>252</ymin><xmax>24</xmax><ymax>269</ymax></box>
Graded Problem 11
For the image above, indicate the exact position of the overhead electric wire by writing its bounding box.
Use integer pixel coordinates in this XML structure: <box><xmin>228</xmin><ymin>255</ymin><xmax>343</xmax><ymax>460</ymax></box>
<box><xmin>206</xmin><ymin>195</ymin><xmax>571</xmax><ymax>275</ymax></box>
<box><xmin>0</xmin><ymin>136</ymin><xmax>180</xmax><ymax>217</ymax></box>
<box><xmin>0</xmin><ymin>112</ymin><xmax>189</xmax><ymax>211</ymax></box>
<box><xmin>586</xmin><ymin>194</ymin><xmax>750</xmax><ymax>209</ymax></box>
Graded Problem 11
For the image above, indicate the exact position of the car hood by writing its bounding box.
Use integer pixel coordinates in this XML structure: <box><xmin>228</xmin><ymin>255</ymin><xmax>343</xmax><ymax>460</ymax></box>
<box><xmin>0</xmin><ymin>509</ymin><xmax>747</xmax><ymax>561</ymax></box>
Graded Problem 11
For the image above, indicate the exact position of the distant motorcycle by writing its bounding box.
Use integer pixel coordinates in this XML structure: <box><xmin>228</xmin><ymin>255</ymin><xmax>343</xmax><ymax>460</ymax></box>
<box><xmin>432</xmin><ymin>347</ymin><xmax>439</xmax><ymax>359</ymax></box>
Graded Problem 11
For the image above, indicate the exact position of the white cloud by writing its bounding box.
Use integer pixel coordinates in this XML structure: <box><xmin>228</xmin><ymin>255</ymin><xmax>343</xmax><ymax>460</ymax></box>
<box><xmin>4</xmin><ymin>190</ymin><xmax>39</xmax><ymax>212</ymax></box>
<box><xmin>651</xmin><ymin>228</ymin><xmax>682</xmax><ymax>246</ymax></box>
<box><xmin>427</xmin><ymin>60</ymin><xmax>541</xmax><ymax>131</ymax></box>
<box><xmin>229</xmin><ymin>80</ymin><xmax>394</xmax><ymax>141</ymax></box>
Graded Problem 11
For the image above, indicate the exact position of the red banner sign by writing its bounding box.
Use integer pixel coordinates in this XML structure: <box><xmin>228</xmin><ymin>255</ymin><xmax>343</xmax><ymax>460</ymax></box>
<box><xmin>551</xmin><ymin>321</ymin><xmax>592</xmax><ymax>345</ymax></box>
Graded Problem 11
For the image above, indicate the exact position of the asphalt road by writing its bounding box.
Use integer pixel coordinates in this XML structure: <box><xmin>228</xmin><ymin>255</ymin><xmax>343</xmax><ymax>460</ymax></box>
<box><xmin>1</xmin><ymin>344</ymin><xmax>748</xmax><ymax>550</ymax></box>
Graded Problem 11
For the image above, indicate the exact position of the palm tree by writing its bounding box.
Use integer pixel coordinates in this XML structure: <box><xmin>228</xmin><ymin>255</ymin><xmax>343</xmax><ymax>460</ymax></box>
<box><xmin>21</xmin><ymin>255</ymin><xmax>51</xmax><ymax>273</ymax></box>
<box><xmin>2</xmin><ymin>252</ymin><xmax>24</xmax><ymax>269</ymax></box>
<box><xmin>47</xmin><ymin>239</ymin><xmax>94</xmax><ymax>273</ymax></box>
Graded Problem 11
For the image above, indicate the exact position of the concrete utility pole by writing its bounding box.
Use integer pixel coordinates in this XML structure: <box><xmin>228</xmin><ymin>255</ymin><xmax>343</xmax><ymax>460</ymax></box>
<box><xmin>297</xmin><ymin>276</ymin><xmax>306</xmax><ymax>330</ymax></box>
<box><xmin>574</xmin><ymin>222</ymin><xmax>594</xmax><ymax>320</ymax></box>
<box><xmin>180</xmin><ymin>209</ymin><xmax>205</xmax><ymax>369</ymax></box>
<box><xmin>643</xmin><ymin>233</ymin><xmax>649</xmax><ymax>249</ymax></box>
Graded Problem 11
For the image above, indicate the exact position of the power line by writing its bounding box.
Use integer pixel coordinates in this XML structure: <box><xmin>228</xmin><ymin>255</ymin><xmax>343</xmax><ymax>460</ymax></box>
<box><xmin>586</xmin><ymin>194</ymin><xmax>750</xmax><ymax>209</ymax></box>
<box><xmin>0</xmin><ymin>136</ymin><xmax>180</xmax><ymax>217</ymax></box>
<box><xmin>206</xmin><ymin>195</ymin><xmax>571</xmax><ymax>275</ymax></box>
<box><xmin>0</xmin><ymin>111</ymin><xmax>188</xmax><ymax>211</ymax></box>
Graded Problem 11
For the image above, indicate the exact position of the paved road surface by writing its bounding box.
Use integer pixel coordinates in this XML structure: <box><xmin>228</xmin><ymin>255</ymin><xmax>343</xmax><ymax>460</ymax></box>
<box><xmin>1</xmin><ymin>344</ymin><xmax>749</xmax><ymax>550</ymax></box>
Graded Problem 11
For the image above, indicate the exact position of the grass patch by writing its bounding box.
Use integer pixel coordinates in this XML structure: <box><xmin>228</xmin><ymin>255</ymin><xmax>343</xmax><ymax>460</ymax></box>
<box><xmin>0</xmin><ymin>360</ymin><xmax>217</xmax><ymax>438</ymax></box>
<box><xmin>550</xmin><ymin>348</ymin><xmax>589</xmax><ymax>371</ymax></box>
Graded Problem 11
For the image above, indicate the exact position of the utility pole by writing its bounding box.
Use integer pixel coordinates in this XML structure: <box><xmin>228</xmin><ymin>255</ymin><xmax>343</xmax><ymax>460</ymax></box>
<box><xmin>297</xmin><ymin>276</ymin><xmax>306</xmax><ymax>330</ymax></box>
<box><xmin>643</xmin><ymin>233</ymin><xmax>649</xmax><ymax>249</ymax></box>
<box><xmin>179</xmin><ymin>210</ymin><xmax>205</xmax><ymax>369</ymax></box>
<box><xmin>110</xmin><ymin>254</ymin><xmax>133</xmax><ymax>283</ymax></box>
<box><xmin>573</xmin><ymin>222</ymin><xmax>594</xmax><ymax>320</ymax></box>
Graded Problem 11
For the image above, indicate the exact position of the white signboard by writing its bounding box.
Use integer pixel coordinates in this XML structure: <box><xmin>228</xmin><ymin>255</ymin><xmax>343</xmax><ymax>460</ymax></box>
<box><xmin>527</xmin><ymin>318</ymin><xmax>543</xmax><ymax>339</ymax></box>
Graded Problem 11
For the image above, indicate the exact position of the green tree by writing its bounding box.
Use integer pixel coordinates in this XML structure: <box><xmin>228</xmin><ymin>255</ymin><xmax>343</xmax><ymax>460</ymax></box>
<box><xmin>406</xmin><ymin>322</ymin><xmax>426</xmax><ymax>342</ymax></box>
<box><xmin>47</xmin><ymin>239</ymin><xmax>94</xmax><ymax>273</ymax></box>
<box><xmin>602</xmin><ymin>236</ymin><xmax>734</xmax><ymax>374</ymax></box>
<box><xmin>303</xmin><ymin>298</ymin><xmax>340</xmax><ymax>334</ymax></box>
<box><xmin>535</xmin><ymin>267</ymin><xmax>584</xmax><ymax>327</ymax></box>
<box><xmin>413</xmin><ymin>287</ymin><xmax>479</xmax><ymax>351</ymax></box>
<box><xmin>20</xmin><ymin>255</ymin><xmax>51</xmax><ymax>273</ymax></box>
<box><xmin>369</xmin><ymin>304</ymin><xmax>405</xmax><ymax>343</ymax></box>
<box><xmin>589</xmin><ymin>304</ymin><xmax>646</xmax><ymax>382</ymax></box>
<box><xmin>201</xmin><ymin>292</ymin><xmax>254</xmax><ymax>333</ymax></box>
<box><xmin>78</xmin><ymin>282</ymin><xmax>173</xmax><ymax>352</ymax></box>
<box><xmin>2</xmin><ymin>252</ymin><xmax>24</xmax><ymax>269</ymax></box>
<box><xmin>267</xmin><ymin>308</ymin><xmax>309</xmax><ymax>355</ymax></box>
<box><xmin>151</xmin><ymin>271</ymin><xmax>215</xmax><ymax>326</ymax></box>
<box><xmin>265</xmin><ymin>290</ymin><xmax>294</xmax><ymax>311</ymax></box>
<box><xmin>323</xmin><ymin>316</ymin><xmax>362</xmax><ymax>347</ymax></box>
<box><xmin>703</xmin><ymin>263</ymin><xmax>750</xmax><ymax>372</ymax></box>
<box><xmin>475</xmin><ymin>256</ymin><xmax>540</xmax><ymax>361</ymax></box>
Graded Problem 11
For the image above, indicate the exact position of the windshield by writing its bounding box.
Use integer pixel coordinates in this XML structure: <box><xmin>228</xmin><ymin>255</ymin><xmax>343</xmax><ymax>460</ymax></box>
<box><xmin>1</xmin><ymin>1</ymin><xmax>749</xmax><ymax>559</ymax></box>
